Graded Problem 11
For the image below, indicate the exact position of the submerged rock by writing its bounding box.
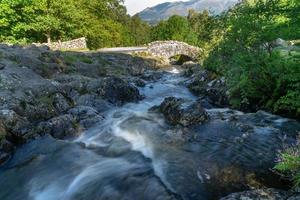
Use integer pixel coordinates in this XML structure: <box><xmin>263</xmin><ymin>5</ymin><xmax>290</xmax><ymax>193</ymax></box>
<box><xmin>150</xmin><ymin>97</ymin><xmax>209</xmax><ymax>126</ymax></box>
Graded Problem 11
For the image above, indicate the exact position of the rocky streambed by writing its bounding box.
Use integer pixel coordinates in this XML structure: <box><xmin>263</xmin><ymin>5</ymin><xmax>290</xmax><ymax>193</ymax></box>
<box><xmin>0</xmin><ymin>45</ymin><xmax>299</xmax><ymax>200</ymax></box>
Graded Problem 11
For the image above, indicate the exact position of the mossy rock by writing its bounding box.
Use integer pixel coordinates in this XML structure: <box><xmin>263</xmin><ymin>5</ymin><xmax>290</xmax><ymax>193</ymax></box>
<box><xmin>78</xmin><ymin>55</ymin><xmax>93</xmax><ymax>64</ymax></box>
<box><xmin>63</xmin><ymin>54</ymin><xmax>77</xmax><ymax>65</ymax></box>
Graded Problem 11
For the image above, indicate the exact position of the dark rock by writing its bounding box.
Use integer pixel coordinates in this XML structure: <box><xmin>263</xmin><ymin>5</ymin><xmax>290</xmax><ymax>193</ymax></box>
<box><xmin>288</xmin><ymin>194</ymin><xmax>300</xmax><ymax>200</ymax></box>
<box><xmin>220</xmin><ymin>188</ymin><xmax>290</xmax><ymax>200</ymax></box>
<box><xmin>75</xmin><ymin>94</ymin><xmax>112</xmax><ymax>113</ymax></box>
<box><xmin>0</xmin><ymin>140</ymin><xmax>15</xmax><ymax>165</ymax></box>
<box><xmin>0</xmin><ymin>109</ymin><xmax>32</xmax><ymax>143</ymax></box>
<box><xmin>132</xmin><ymin>78</ymin><xmax>146</xmax><ymax>87</ymax></box>
<box><xmin>140</xmin><ymin>71</ymin><xmax>163</xmax><ymax>81</ymax></box>
<box><xmin>37</xmin><ymin>114</ymin><xmax>79</xmax><ymax>139</ymax></box>
<box><xmin>0</xmin><ymin>63</ymin><xmax>5</xmax><ymax>70</ymax></box>
<box><xmin>68</xmin><ymin>106</ymin><xmax>104</xmax><ymax>128</ymax></box>
<box><xmin>188</xmin><ymin>72</ymin><xmax>229</xmax><ymax>107</ymax></box>
<box><xmin>53</xmin><ymin>93</ymin><xmax>71</xmax><ymax>113</ymax></box>
<box><xmin>151</xmin><ymin>97</ymin><xmax>209</xmax><ymax>126</ymax></box>
<box><xmin>92</xmin><ymin>77</ymin><xmax>142</xmax><ymax>105</ymax></box>
<box><xmin>197</xmin><ymin>97</ymin><xmax>214</xmax><ymax>109</ymax></box>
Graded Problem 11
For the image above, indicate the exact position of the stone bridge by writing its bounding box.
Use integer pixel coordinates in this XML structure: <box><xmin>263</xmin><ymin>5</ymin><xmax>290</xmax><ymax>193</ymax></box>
<box><xmin>147</xmin><ymin>41</ymin><xmax>201</xmax><ymax>60</ymax></box>
<box><xmin>147</xmin><ymin>41</ymin><xmax>201</xmax><ymax>59</ymax></box>
<box><xmin>98</xmin><ymin>40</ymin><xmax>201</xmax><ymax>60</ymax></box>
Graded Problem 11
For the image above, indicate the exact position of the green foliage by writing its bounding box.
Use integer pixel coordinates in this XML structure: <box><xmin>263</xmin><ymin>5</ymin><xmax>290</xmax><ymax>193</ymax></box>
<box><xmin>0</xmin><ymin>0</ymin><xmax>151</xmax><ymax>49</ymax></box>
<box><xmin>78</xmin><ymin>56</ymin><xmax>93</xmax><ymax>64</ymax></box>
<box><xmin>202</xmin><ymin>0</ymin><xmax>300</xmax><ymax>118</ymax></box>
<box><xmin>151</xmin><ymin>15</ymin><xmax>198</xmax><ymax>45</ymax></box>
<box><xmin>150</xmin><ymin>10</ymin><xmax>224</xmax><ymax>63</ymax></box>
<box><xmin>275</xmin><ymin>137</ymin><xmax>300</xmax><ymax>187</ymax></box>
<box><xmin>128</xmin><ymin>15</ymin><xmax>151</xmax><ymax>46</ymax></box>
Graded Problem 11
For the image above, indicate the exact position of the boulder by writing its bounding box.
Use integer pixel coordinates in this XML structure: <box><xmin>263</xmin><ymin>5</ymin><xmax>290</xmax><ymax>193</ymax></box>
<box><xmin>220</xmin><ymin>189</ymin><xmax>290</xmax><ymax>200</ymax></box>
<box><xmin>0</xmin><ymin>109</ymin><xmax>32</xmax><ymax>143</ymax></box>
<box><xmin>90</xmin><ymin>77</ymin><xmax>142</xmax><ymax>105</ymax></box>
<box><xmin>0</xmin><ymin>139</ymin><xmax>15</xmax><ymax>165</ymax></box>
<box><xmin>0</xmin><ymin>63</ymin><xmax>5</xmax><ymax>70</ymax></box>
<box><xmin>52</xmin><ymin>93</ymin><xmax>71</xmax><ymax>113</ymax></box>
<box><xmin>150</xmin><ymin>97</ymin><xmax>209</xmax><ymax>126</ymax></box>
<box><xmin>37</xmin><ymin>114</ymin><xmax>79</xmax><ymax>139</ymax></box>
<box><xmin>188</xmin><ymin>71</ymin><xmax>229</xmax><ymax>107</ymax></box>
<box><xmin>68</xmin><ymin>106</ymin><xmax>104</xmax><ymax>128</ymax></box>
<box><xmin>75</xmin><ymin>94</ymin><xmax>112</xmax><ymax>113</ymax></box>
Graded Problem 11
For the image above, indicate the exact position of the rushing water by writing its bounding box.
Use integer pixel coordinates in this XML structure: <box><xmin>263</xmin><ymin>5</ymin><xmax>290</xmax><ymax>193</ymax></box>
<box><xmin>0</xmin><ymin>67</ymin><xmax>299</xmax><ymax>200</ymax></box>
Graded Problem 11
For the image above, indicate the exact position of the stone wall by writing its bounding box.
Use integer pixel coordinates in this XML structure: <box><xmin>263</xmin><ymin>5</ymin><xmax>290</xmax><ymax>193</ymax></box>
<box><xmin>34</xmin><ymin>37</ymin><xmax>87</xmax><ymax>50</ymax></box>
<box><xmin>148</xmin><ymin>41</ymin><xmax>201</xmax><ymax>59</ymax></box>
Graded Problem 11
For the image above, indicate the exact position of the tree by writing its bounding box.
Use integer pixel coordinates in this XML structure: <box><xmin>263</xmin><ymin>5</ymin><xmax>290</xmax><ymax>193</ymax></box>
<box><xmin>203</xmin><ymin>0</ymin><xmax>300</xmax><ymax>118</ymax></box>
<box><xmin>0</xmin><ymin>0</ymin><xmax>150</xmax><ymax>49</ymax></box>
<box><xmin>128</xmin><ymin>15</ymin><xmax>151</xmax><ymax>45</ymax></box>
<box><xmin>151</xmin><ymin>15</ymin><xmax>197</xmax><ymax>45</ymax></box>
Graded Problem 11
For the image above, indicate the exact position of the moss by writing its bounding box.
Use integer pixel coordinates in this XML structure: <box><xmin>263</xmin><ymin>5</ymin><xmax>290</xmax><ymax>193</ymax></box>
<box><xmin>78</xmin><ymin>56</ymin><xmax>93</xmax><ymax>64</ymax></box>
<box><xmin>97</xmin><ymin>57</ymin><xmax>110</xmax><ymax>65</ymax></box>
<box><xmin>37</xmin><ymin>95</ymin><xmax>54</xmax><ymax>109</ymax></box>
<box><xmin>63</xmin><ymin>54</ymin><xmax>77</xmax><ymax>65</ymax></box>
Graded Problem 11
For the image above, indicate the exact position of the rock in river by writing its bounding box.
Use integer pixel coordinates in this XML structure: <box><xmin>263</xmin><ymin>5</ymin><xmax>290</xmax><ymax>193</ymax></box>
<box><xmin>150</xmin><ymin>97</ymin><xmax>209</xmax><ymax>126</ymax></box>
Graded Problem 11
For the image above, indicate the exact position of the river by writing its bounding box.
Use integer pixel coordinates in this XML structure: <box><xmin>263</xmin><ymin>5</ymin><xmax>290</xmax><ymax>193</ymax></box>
<box><xmin>0</xmin><ymin>66</ymin><xmax>299</xmax><ymax>200</ymax></box>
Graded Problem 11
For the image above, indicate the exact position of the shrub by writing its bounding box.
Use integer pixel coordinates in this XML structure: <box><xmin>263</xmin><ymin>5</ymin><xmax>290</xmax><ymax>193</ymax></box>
<box><xmin>275</xmin><ymin>136</ymin><xmax>300</xmax><ymax>188</ymax></box>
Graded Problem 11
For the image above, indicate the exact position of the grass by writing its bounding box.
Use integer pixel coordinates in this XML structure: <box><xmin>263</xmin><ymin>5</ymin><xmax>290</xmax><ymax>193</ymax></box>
<box><xmin>275</xmin><ymin>135</ymin><xmax>300</xmax><ymax>188</ymax></box>
<box><xmin>38</xmin><ymin>96</ymin><xmax>54</xmax><ymax>107</ymax></box>
<box><xmin>78</xmin><ymin>56</ymin><xmax>93</xmax><ymax>64</ymax></box>
<box><xmin>60</xmin><ymin>48</ymin><xmax>89</xmax><ymax>52</ymax></box>
<box><xmin>63</xmin><ymin>54</ymin><xmax>77</xmax><ymax>65</ymax></box>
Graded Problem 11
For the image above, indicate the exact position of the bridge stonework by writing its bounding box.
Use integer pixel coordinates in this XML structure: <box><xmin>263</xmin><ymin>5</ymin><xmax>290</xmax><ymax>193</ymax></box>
<box><xmin>148</xmin><ymin>41</ymin><xmax>201</xmax><ymax>60</ymax></box>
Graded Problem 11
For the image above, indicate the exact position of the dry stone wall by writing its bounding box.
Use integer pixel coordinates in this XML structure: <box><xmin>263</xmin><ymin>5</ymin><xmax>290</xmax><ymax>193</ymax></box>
<box><xmin>34</xmin><ymin>37</ymin><xmax>87</xmax><ymax>50</ymax></box>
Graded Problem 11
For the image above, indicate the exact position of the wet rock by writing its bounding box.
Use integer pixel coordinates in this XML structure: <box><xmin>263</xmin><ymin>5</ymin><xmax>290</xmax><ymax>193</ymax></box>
<box><xmin>37</xmin><ymin>114</ymin><xmax>79</xmax><ymax>139</ymax></box>
<box><xmin>220</xmin><ymin>188</ymin><xmax>290</xmax><ymax>200</ymax></box>
<box><xmin>53</xmin><ymin>93</ymin><xmax>71</xmax><ymax>113</ymax></box>
<box><xmin>0</xmin><ymin>119</ymin><xmax>7</xmax><ymax>138</ymax></box>
<box><xmin>0</xmin><ymin>120</ymin><xmax>13</xmax><ymax>164</ymax></box>
<box><xmin>54</xmin><ymin>74</ymin><xmax>92</xmax><ymax>93</ymax></box>
<box><xmin>132</xmin><ymin>78</ymin><xmax>146</xmax><ymax>87</ymax></box>
<box><xmin>188</xmin><ymin>70</ymin><xmax>229</xmax><ymax>107</ymax></box>
<box><xmin>0</xmin><ymin>109</ymin><xmax>32</xmax><ymax>143</ymax></box>
<box><xmin>151</xmin><ymin>97</ymin><xmax>209</xmax><ymax>126</ymax></box>
<box><xmin>197</xmin><ymin>97</ymin><xmax>214</xmax><ymax>109</ymax></box>
<box><xmin>288</xmin><ymin>194</ymin><xmax>300</xmax><ymax>200</ymax></box>
<box><xmin>68</xmin><ymin>106</ymin><xmax>104</xmax><ymax>128</ymax></box>
<box><xmin>0</xmin><ymin>63</ymin><xmax>5</xmax><ymax>70</ymax></box>
<box><xmin>0</xmin><ymin>139</ymin><xmax>15</xmax><ymax>165</ymax></box>
<box><xmin>140</xmin><ymin>71</ymin><xmax>163</xmax><ymax>81</ymax></box>
<box><xmin>75</xmin><ymin>94</ymin><xmax>112</xmax><ymax>113</ymax></box>
<box><xmin>23</xmin><ymin>101</ymin><xmax>56</xmax><ymax>122</ymax></box>
<box><xmin>92</xmin><ymin>77</ymin><xmax>142</xmax><ymax>105</ymax></box>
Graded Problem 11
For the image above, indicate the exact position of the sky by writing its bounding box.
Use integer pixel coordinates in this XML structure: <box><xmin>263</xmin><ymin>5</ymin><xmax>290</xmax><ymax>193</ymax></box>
<box><xmin>124</xmin><ymin>0</ymin><xmax>188</xmax><ymax>15</ymax></box>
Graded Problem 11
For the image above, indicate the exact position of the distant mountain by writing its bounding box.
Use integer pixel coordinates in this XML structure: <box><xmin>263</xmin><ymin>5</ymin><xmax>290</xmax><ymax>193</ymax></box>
<box><xmin>138</xmin><ymin>0</ymin><xmax>239</xmax><ymax>24</ymax></box>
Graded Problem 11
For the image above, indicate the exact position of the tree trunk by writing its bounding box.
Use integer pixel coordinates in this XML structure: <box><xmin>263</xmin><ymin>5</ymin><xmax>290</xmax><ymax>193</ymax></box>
<box><xmin>47</xmin><ymin>33</ymin><xmax>51</xmax><ymax>44</ymax></box>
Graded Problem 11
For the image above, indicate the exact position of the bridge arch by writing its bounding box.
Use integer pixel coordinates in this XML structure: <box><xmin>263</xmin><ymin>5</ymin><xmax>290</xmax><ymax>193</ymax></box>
<box><xmin>147</xmin><ymin>41</ymin><xmax>201</xmax><ymax>60</ymax></box>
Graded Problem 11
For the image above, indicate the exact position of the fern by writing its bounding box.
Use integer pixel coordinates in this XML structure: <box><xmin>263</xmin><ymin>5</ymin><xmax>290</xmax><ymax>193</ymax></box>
<box><xmin>275</xmin><ymin>138</ymin><xmax>300</xmax><ymax>187</ymax></box>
